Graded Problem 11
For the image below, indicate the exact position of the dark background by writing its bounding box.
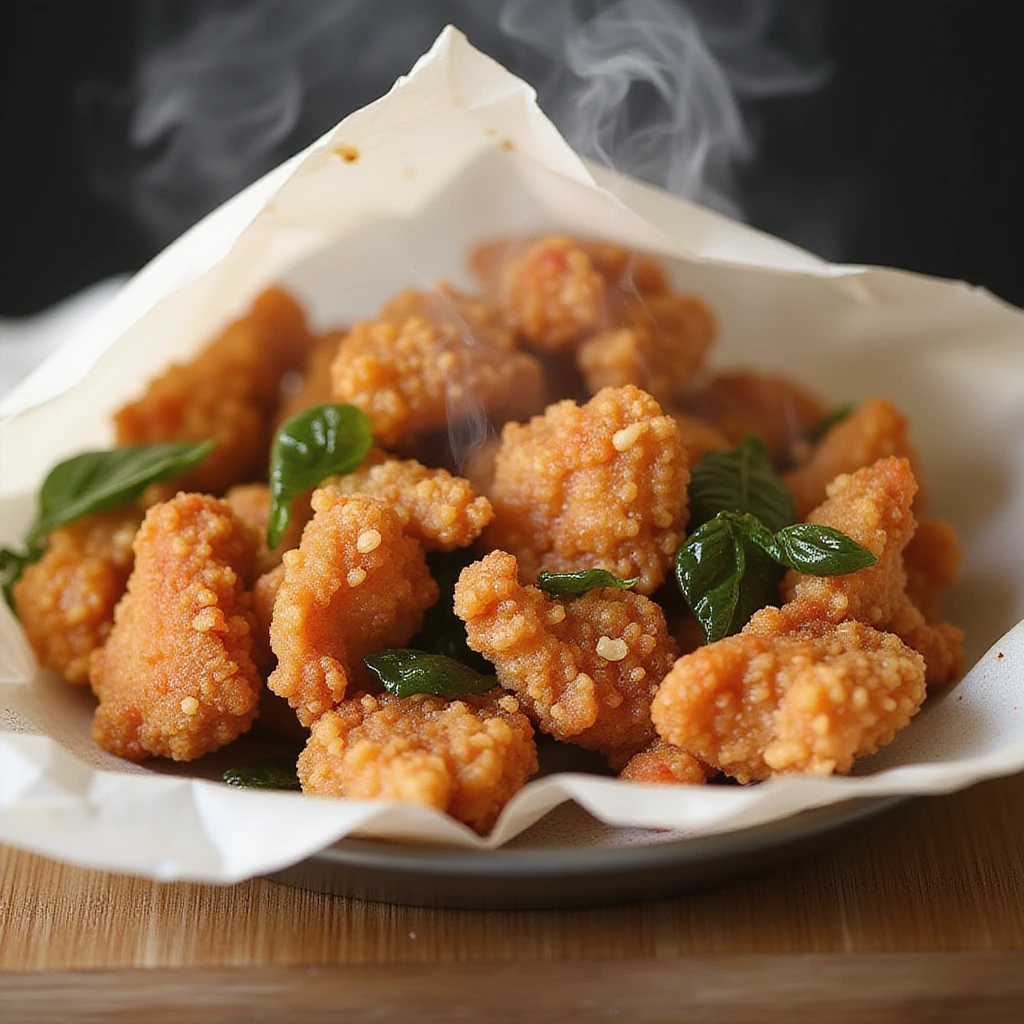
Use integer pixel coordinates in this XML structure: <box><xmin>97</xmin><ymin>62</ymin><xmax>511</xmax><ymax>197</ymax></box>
<box><xmin>1</xmin><ymin>0</ymin><xmax>1020</xmax><ymax>317</ymax></box>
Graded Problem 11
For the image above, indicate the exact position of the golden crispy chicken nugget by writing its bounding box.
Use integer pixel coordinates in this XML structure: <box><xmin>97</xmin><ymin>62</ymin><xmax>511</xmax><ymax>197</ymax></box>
<box><xmin>225</xmin><ymin>483</ymin><xmax>313</xmax><ymax>579</ymax></box>
<box><xmin>267</xmin><ymin>491</ymin><xmax>438</xmax><ymax>726</ymax></box>
<box><xmin>114</xmin><ymin>287</ymin><xmax>310</xmax><ymax>495</ymax></box>
<box><xmin>298</xmin><ymin>690</ymin><xmax>537</xmax><ymax>833</ymax></box>
<box><xmin>577</xmin><ymin>293</ymin><xmax>716</xmax><ymax>403</ymax></box>
<box><xmin>324</xmin><ymin>458</ymin><xmax>492</xmax><ymax>552</ymax></box>
<box><xmin>484</xmin><ymin>385</ymin><xmax>689</xmax><ymax>594</ymax></box>
<box><xmin>904</xmin><ymin>517</ymin><xmax>962</xmax><ymax>621</ymax></box>
<box><xmin>784</xmin><ymin>398</ymin><xmax>923</xmax><ymax>518</ymax></box>
<box><xmin>681</xmin><ymin>370</ymin><xmax>827</xmax><ymax>463</ymax></box>
<box><xmin>13</xmin><ymin>509</ymin><xmax>142</xmax><ymax>685</ymax></box>
<box><xmin>330</xmin><ymin>284</ymin><xmax>545</xmax><ymax>446</ymax></box>
<box><xmin>618</xmin><ymin>740</ymin><xmax>713</xmax><ymax>784</ymax></box>
<box><xmin>652</xmin><ymin>616</ymin><xmax>926</xmax><ymax>783</ymax></box>
<box><xmin>781</xmin><ymin>457</ymin><xmax>963</xmax><ymax>686</ymax></box>
<box><xmin>89</xmin><ymin>493</ymin><xmax>261</xmax><ymax>761</ymax></box>
<box><xmin>455</xmin><ymin>550</ymin><xmax>679</xmax><ymax>756</ymax></box>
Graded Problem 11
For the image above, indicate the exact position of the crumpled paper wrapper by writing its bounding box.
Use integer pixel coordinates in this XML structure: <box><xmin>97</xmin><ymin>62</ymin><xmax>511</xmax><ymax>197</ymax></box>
<box><xmin>1</xmin><ymin>27</ymin><xmax>1023</xmax><ymax>883</ymax></box>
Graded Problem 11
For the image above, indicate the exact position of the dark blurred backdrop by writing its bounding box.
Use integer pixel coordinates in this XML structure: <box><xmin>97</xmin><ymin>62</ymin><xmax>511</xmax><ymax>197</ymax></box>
<box><xmin>1</xmin><ymin>0</ymin><xmax>1021</xmax><ymax>316</ymax></box>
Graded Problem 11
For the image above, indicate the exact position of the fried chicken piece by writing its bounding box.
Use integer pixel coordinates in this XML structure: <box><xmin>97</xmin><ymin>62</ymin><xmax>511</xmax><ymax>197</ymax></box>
<box><xmin>89</xmin><ymin>493</ymin><xmax>261</xmax><ymax>761</ymax></box>
<box><xmin>681</xmin><ymin>370</ymin><xmax>827</xmax><ymax>463</ymax></box>
<box><xmin>330</xmin><ymin>284</ymin><xmax>546</xmax><ymax>446</ymax></box>
<box><xmin>666</xmin><ymin>408</ymin><xmax>729</xmax><ymax>465</ymax></box>
<box><xmin>225</xmin><ymin>483</ymin><xmax>313</xmax><ymax>579</ymax></box>
<box><xmin>468</xmin><ymin>235</ymin><xmax>670</xmax><ymax>353</ymax></box>
<box><xmin>784</xmin><ymin>398</ymin><xmax>923</xmax><ymax>518</ymax></box>
<box><xmin>267</xmin><ymin>490</ymin><xmax>438</xmax><ymax>726</ymax></box>
<box><xmin>618</xmin><ymin>740</ymin><xmax>713</xmax><ymax>784</ymax></box>
<box><xmin>652</xmin><ymin>616</ymin><xmax>926</xmax><ymax>783</ymax></box>
<box><xmin>454</xmin><ymin>550</ymin><xmax>678</xmax><ymax>756</ymax></box>
<box><xmin>13</xmin><ymin>508</ymin><xmax>142</xmax><ymax>684</ymax></box>
<box><xmin>577</xmin><ymin>293</ymin><xmax>716</xmax><ymax>403</ymax></box>
<box><xmin>323</xmin><ymin>458</ymin><xmax>492</xmax><ymax>552</ymax></box>
<box><xmin>484</xmin><ymin>385</ymin><xmax>688</xmax><ymax>594</ymax></box>
<box><xmin>781</xmin><ymin>457</ymin><xmax>964</xmax><ymax>686</ymax></box>
<box><xmin>298</xmin><ymin>690</ymin><xmax>537</xmax><ymax>832</ymax></box>
<box><xmin>114</xmin><ymin>287</ymin><xmax>310</xmax><ymax>495</ymax></box>
<box><xmin>904</xmin><ymin>518</ymin><xmax>962</xmax><ymax>621</ymax></box>
<box><xmin>274</xmin><ymin>330</ymin><xmax>344</xmax><ymax>429</ymax></box>
<box><xmin>250</xmin><ymin>563</ymin><xmax>283</xmax><ymax>672</ymax></box>
<box><xmin>462</xmin><ymin>437</ymin><xmax>500</xmax><ymax>497</ymax></box>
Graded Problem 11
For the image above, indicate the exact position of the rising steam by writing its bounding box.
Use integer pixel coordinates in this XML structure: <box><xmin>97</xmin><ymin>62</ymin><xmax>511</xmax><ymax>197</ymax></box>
<box><xmin>80</xmin><ymin>0</ymin><xmax>829</xmax><ymax>243</ymax></box>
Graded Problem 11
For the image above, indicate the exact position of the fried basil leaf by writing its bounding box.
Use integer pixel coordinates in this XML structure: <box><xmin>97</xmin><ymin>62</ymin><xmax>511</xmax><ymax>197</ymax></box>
<box><xmin>765</xmin><ymin>523</ymin><xmax>878</xmax><ymax>576</ymax></box>
<box><xmin>536</xmin><ymin>568</ymin><xmax>639</xmax><ymax>597</ymax></box>
<box><xmin>364</xmin><ymin>649</ymin><xmax>498</xmax><ymax>699</ymax></box>
<box><xmin>267</xmin><ymin>404</ymin><xmax>373</xmax><ymax>548</ymax></box>
<box><xmin>222</xmin><ymin>758</ymin><xmax>301</xmax><ymax>791</ymax></box>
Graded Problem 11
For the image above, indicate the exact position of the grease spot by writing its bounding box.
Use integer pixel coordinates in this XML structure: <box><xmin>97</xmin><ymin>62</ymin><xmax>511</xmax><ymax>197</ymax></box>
<box><xmin>402</xmin><ymin>166</ymin><xmax>417</xmax><ymax>179</ymax></box>
<box><xmin>997</xmin><ymin>651</ymin><xmax>1005</xmax><ymax>659</ymax></box>
<box><xmin>333</xmin><ymin>144</ymin><xmax>360</xmax><ymax>163</ymax></box>
<box><xmin>500</xmin><ymin>138</ymin><xmax>515</xmax><ymax>152</ymax></box>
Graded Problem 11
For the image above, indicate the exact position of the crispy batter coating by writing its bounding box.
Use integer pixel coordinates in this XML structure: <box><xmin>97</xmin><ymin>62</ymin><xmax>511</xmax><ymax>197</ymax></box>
<box><xmin>577</xmin><ymin>293</ymin><xmax>716</xmax><ymax>403</ymax></box>
<box><xmin>666</xmin><ymin>408</ymin><xmax>730</xmax><ymax>464</ymax></box>
<box><xmin>484</xmin><ymin>385</ymin><xmax>689</xmax><ymax>594</ymax></box>
<box><xmin>89</xmin><ymin>493</ymin><xmax>261</xmax><ymax>761</ymax></box>
<box><xmin>324</xmin><ymin>458</ymin><xmax>493</xmax><ymax>552</ymax></box>
<box><xmin>469</xmin><ymin>235</ymin><xmax>670</xmax><ymax>354</ymax></box>
<box><xmin>462</xmin><ymin>437</ymin><xmax>500</xmax><ymax>497</ymax></box>
<box><xmin>274</xmin><ymin>330</ymin><xmax>344</xmax><ymax>429</ymax></box>
<box><xmin>267</xmin><ymin>491</ymin><xmax>439</xmax><ymax>726</ymax></box>
<box><xmin>784</xmin><ymin>398</ymin><xmax>922</xmax><ymax>518</ymax></box>
<box><xmin>681</xmin><ymin>370</ymin><xmax>827</xmax><ymax>463</ymax></box>
<box><xmin>250</xmin><ymin>563</ymin><xmax>283</xmax><ymax>672</ymax></box>
<box><xmin>904</xmin><ymin>517</ymin><xmax>962</xmax><ymax>621</ymax></box>
<box><xmin>13</xmin><ymin>509</ymin><xmax>141</xmax><ymax>685</ymax></box>
<box><xmin>298</xmin><ymin>690</ymin><xmax>537</xmax><ymax>832</ymax></box>
<box><xmin>225</xmin><ymin>483</ymin><xmax>313</xmax><ymax>579</ymax></box>
<box><xmin>781</xmin><ymin>457</ymin><xmax>963</xmax><ymax>686</ymax></box>
<box><xmin>652</xmin><ymin>616</ymin><xmax>926</xmax><ymax>782</ymax></box>
<box><xmin>455</xmin><ymin>550</ymin><xmax>678</xmax><ymax>756</ymax></box>
<box><xmin>114</xmin><ymin>287</ymin><xmax>310</xmax><ymax>494</ymax></box>
<box><xmin>329</xmin><ymin>284</ymin><xmax>545</xmax><ymax>446</ymax></box>
<box><xmin>618</xmin><ymin>740</ymin><xmax>713</xmax><ymax>784</ymax></box>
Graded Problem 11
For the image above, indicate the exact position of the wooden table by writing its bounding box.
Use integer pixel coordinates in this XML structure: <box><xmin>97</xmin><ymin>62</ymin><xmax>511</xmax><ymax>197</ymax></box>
<box><xmin>2</xmin><ymin>772</ymin><xmax>1022</xmax><ymax>1022</ymax></box>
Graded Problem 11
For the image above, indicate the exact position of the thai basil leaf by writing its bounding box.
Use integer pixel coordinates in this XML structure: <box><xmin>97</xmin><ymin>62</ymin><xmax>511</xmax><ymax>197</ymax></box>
<box><xmin>27</xmin><ymin>440</ymin><xmax>213</xmax><ymax>544</ymax></box>
<box><xmin>675</xmin><ymin>516</ymin><xmax>784</xmax><ymax>643</ymax></box>
<box><xmin>222</xmin><ymin>758</ymin><xmax>301</xmax><ymax>791</ymax></box>
<box><xmin>536</xmin><ymin>568</ymin><xmax>639</xmax><ymax>597</ymax></box>
<box><xmin>688</xmin><ymin>435</ymin><xmax>796</xmax><ymax>534</ymax></box>
<box><xmin>268</xmin><ymin>404</ymin><xmax>373</xmax><ymax>548</ymax></box>
<box><xmin>412</xmin><ymin>549</ymin><xmax>494</xmax><ymax>673</ymax></box>
<box><xmin>764</xmin><ymin>523</ymin><xmax>878</xmax><ymax>576</ymax></box>
<box><xmin>364</xmin><ymin>649</ymin><xmax>498</xmax><ymax>699</ymax></box>
<box><xmin>809</xmin><ymin>403</ymin><xmax>855</xmax><ymax>443</ymax></box>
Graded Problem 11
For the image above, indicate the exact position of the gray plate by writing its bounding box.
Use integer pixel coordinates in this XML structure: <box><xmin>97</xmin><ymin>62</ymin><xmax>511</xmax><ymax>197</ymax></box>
<box><xmin>268</xmin><ymin>795</ymin><xmax>907</xmax><ymax>909</ymax></box>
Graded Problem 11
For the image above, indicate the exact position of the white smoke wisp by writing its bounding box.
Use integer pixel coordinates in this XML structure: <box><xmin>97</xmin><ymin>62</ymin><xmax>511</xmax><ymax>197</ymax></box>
<box><xmin>501</xmin><ymin>0</ymin><xmax>830</xmax><ymax>217</ymax></box>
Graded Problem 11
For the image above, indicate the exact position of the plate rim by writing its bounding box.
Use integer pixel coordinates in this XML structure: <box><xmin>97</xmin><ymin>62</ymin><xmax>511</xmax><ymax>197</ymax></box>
<box><xmin>309</xmin><ymin>794</ymin><xmax>909</xmax><ymax>878</ymax></box>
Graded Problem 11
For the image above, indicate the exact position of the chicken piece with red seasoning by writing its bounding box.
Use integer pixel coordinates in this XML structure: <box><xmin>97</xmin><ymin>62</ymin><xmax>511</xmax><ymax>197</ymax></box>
<box><xmin>617</xmin><ymin>741</ymin><xmax>713</xmax><ymax>785</ymax></box>
<box><xmin>483</xmin><ymin>385</ymin><xmax>689</xmax><ymax>595</ymax></box>
<box><xmin>298</xmin><ymin>690</ymin><xmax>538</xmax><ymax>833</ymax></box>
<box><xmin>267</xmin><ymin>491</ymin><xmax>438</xmax><ymax>726</ymax></box>
<box><xmin>89</xmin><ymin>493</ymin><xmax>262</xmax><ymax>761</ymax></box>
<box><xmin>454</xmin><ymin>550</ymin><xmax>678</xmax><ymax>758</ymax></box>
<box><xmin>781</xmin><ymin>457</ymin><xmax>964</xmax><ymax>686</ymax></box>
<box><xmin>13</xmin><ymin>508</ymin><xmax>142</xmax><ymax>684</ymax></box>
<box><xmin>651</xmin><ymin>614</ymin><xmax>927</xmax><ymax>783</ymax></box>
<box><xmin>114</xmin><ymin>287</ymin><xmax>311</xmax><ymax>495</ymax></box>
<box><xmin>329</xmin><ymin>284</ymin><xmax>545</xmax><ymax>447</ymax></box>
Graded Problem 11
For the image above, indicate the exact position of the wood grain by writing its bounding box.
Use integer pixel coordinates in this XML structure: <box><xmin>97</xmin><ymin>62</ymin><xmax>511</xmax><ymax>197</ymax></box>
<box><xmin>1</xmin><ymin>773</ymin><xmax>1022</xmax><ymax>975</ymax></box>
<box><xmin>2</xmin><ymin>954</ymin><xmax>1023</xmax><ymax>1024</ymax></box>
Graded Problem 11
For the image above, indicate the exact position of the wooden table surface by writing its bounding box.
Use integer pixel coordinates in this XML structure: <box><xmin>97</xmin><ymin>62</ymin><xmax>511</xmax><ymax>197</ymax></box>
<box><xmin>3</xmin><ymin>771</ymin><xmax>1023</xmax><ymax>1022</ymax></box>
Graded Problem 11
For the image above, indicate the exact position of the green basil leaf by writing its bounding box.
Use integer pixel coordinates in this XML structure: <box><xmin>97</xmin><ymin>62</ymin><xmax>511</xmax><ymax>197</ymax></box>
<box><xmin>268</xmin><ymin>404</ymin><xmax>373</xmax><ymax>548</ymax></box>
<box><xmin>27</xmin><ymin>440</ymin><xmax>214</xmax><ymax>544</ymax></box>
<box><xmin>536</xmin><ymin>568</ymin><xmax>639</xmax><ymax>597</ymax></box>
<box><xmin>364</xmin><ymin>649</ymin><xmax>499</xmax><ymax>699</ymax></box>
<box><xmin>412</xmin><ymin>550</ymin><xmax>495</xmax><ymax>674</ymax></box>
<box><xmin>1</xmin><ymin>546</ymin><xmax>42</xmax><ymax>612</ymax></box>
<box><xmin>688</xmin><ymin>435</ymin><xmax>796</xmax><ymax>534</ymax></box>
<box><xmin>222</xmin><ymin>758</ymin><xmax>301</xmax><ymax>791</ymax></box>
<box><xmin>809</xmin><ymin>403</ymin><xmax>855</xmax><ymax>443</ymax></box>
<box><xmin>675</xmin><ymin>514</ymin><xmax>784</xmax><ymax>643</ymax></box>
<box><xmin>769</xmin><ymin>523</ymin><xmax>878</xmax><ymax>576</ymax></box>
